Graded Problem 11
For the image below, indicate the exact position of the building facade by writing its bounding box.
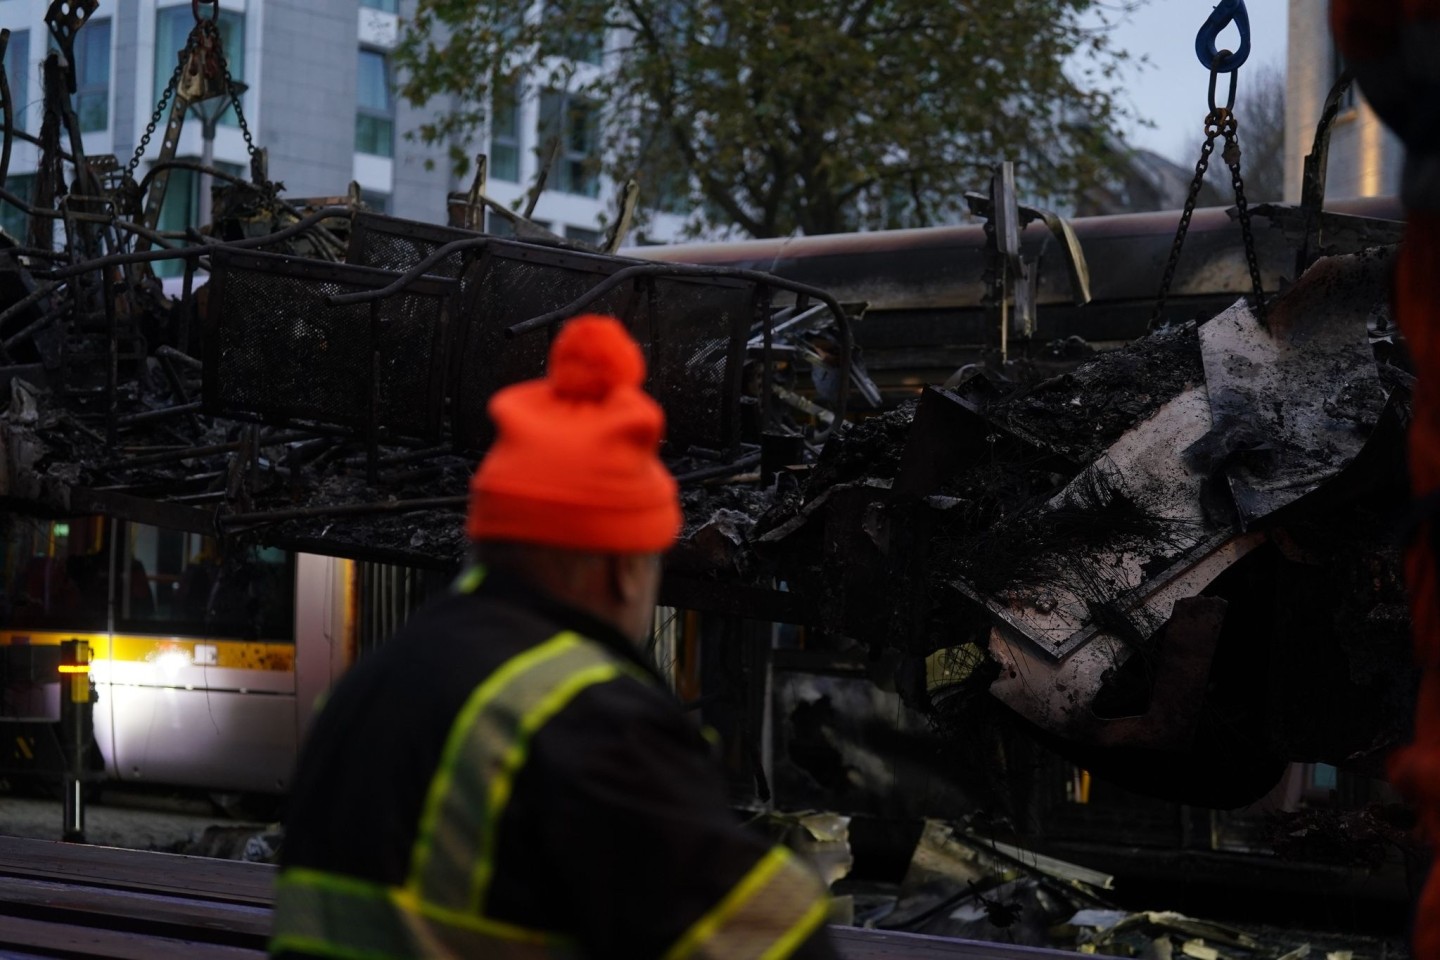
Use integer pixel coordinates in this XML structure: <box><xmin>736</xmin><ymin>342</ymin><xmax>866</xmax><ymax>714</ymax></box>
<box><xmin>0</xmin><ymin>0</ymin><xmax>685</xmax><ymax>244</ymax></box>
<box><xmin>1284</xmin><ymin>0</ymin><xmax>1403</xmax><ymax>202</ymax></box>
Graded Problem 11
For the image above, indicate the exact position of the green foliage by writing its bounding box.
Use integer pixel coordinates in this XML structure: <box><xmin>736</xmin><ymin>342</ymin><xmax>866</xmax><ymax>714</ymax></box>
<box><xmin>396</xmin><ymin>0</ymin><xmax>1143</xmax><ymax>238</ymax></box>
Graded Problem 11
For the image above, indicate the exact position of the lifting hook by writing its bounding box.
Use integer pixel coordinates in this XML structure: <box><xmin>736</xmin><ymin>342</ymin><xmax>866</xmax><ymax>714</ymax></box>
<box><xmin>1195</xmin><ymin>0</ymin><xmax>1251</xmax><ymax>73</ymax></box>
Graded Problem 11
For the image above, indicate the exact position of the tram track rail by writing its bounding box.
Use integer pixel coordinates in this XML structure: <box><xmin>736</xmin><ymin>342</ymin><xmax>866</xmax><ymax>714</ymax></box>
<box><xmin>0</xmin><ymin>836</ymin><xmax>1082</xmax><ymax>959</ymax></box>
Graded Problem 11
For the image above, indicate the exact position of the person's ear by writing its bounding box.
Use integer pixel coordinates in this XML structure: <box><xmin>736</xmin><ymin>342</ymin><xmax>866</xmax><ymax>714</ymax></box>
<box><xmin>608</xmin><ymin>553</ymin><xmax>641</xmax><ymax>605</ymax></box>
<box><xmin>611</xmin><ymin>553</ymin><xmax>663</xmax><ymax>606</ymax></box>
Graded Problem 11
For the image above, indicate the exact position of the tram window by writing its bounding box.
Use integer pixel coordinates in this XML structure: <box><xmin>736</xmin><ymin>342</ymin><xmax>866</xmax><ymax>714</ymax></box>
<box><xmin>0</xmin><ymin>516</ymin><xmax>110</xmax><ymax>632</ymax></box>
<box><xmin>119</xmin><ymin>524</ymin><xmax>295</xmax><ymax>642</ymax></box>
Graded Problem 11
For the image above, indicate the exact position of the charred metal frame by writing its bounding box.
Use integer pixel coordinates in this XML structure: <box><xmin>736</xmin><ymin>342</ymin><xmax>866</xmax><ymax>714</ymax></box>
<box><xmin>330</xmin><ymin>234</ymin><xmax>857</xmax><ymax>455</ymax></box>
<box><xmin>0</xmin><ymin>3</ymin><xmax>1412</xmax><ymax>804</ymax></box>
<box><xmin>202</xmin><ymin>249</ymin><xmax>458</xmax><ymax>479</ymax></box>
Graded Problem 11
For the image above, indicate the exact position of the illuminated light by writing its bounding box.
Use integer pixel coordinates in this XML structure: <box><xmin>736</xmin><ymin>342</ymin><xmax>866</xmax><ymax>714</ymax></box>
<box><xmin>1359</xmin><ymin>105</ymin><xmax>1384</xmax><ymax>197</ymax></box>
<box><xmin>53</xmin><ymin>523</ymin><xmax>69</xmax><ymax>537</ymax></box>
<box><xmin>153</xmin><ymin>650</ymin><xmax>192</xmax><ymax>681</ymax></box>
<box><xmin>57</xmin><ymin>664</ymin><xmax>90</xmax><ymax>674</ymax></box>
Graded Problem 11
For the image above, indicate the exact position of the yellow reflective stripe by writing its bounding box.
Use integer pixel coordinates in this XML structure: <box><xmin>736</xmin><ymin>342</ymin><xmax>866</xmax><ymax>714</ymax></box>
<box><xmin>468</xmin><ymin>660</ymin><xmax>622</xmax><ymax>910</ymax></box>
<box><xmin>662</xmin><ymin>848</ymin><xmax>789</xmax><ymax>960</ymax></box>
<box><xmin>662</xmin><ymin>846</ymin><xmax>828</xmax><ymax>960</ymax></box>
<box><xmin>280</xmin><ymin>866</ymin><xmax>387</xmax><ymax>900</ymax></box>
<box><xmin>453</xmin><ymin>564</ymin><xmax>487</xmax><ymax>595</ymax></box>
<box><xmin>763</xmin><ymin>898</ymin><xmax>829</xmax><ymax>960</ymax></box>
<box><xmin>272</xmin><ymin>869</ymin><xmax>415</xmax><ymax>959</ymax></box>
<box><xmin>272</xmin><ymin>867</ymin><xmax>565</xmax><ymax>959</ymax></box>
<box><xmin>393</xmin><ymin>887</ymin><xmax>558</xmax><ymax>944</ymax></box>
<box><xmin>269</xmin><ymin>934</ymin><xmax>401</xmax><ymax>960</ymax></box>
<box><xmin>407</xmin><ymin>633</ymin><xmax>585</xmax><ymax>896</ymax></box>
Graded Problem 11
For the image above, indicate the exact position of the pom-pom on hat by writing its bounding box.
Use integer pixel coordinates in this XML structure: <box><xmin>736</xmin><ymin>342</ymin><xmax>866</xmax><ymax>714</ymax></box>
<box><xmin>466</xmin><ymin>315</ymin><xmax>681</xmax><ymax>552</ymax></box>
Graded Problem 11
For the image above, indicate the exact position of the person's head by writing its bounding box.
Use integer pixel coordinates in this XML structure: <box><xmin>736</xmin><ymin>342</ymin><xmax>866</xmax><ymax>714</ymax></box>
<box><xmin>466</xmin><ymin>315</ymin><xmax>680</xmax><ymax>645</ymax></box>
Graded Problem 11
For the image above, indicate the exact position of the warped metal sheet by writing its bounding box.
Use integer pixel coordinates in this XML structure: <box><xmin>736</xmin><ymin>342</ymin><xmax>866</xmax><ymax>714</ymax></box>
<box><xmin>1193</xmin><ymin>250</ymin><xmax>1391</xmax><ymax>527</ymax></box>
<box><xmin>962</xmin><ymin>387</ymin><xmax>1242</xmax><ymax>660</ymax></box>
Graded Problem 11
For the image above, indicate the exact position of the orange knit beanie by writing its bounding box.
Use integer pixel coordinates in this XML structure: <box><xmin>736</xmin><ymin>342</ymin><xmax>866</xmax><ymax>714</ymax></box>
<box><xmin>466</xmin><ymin>315</ymin><xmax>682</xmax><ymax>552</ymax></box>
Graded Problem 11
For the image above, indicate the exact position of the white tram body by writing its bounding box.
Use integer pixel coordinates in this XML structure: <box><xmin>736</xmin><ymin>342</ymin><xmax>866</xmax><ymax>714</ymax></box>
<box><xmin>0</xmin><ymin>516</ymin><xmax>358</xmax><ymax>794</ymax></box>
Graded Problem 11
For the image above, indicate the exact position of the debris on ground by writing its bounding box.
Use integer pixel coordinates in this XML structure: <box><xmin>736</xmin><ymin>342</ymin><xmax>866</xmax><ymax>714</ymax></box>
<box><xmin>846</xmin><ymin>819</ymin><xmax>1407</xmax><ymax>959</ymax></box>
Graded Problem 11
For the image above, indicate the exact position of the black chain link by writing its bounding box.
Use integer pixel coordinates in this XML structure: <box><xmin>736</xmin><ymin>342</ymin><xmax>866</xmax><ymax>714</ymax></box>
<box><xmin>1220</xmin><ymin>112</ymin><xmax>1266</xmax><ymax>323</ymax></box>
<box><xmin>125</xmin><ymin>11</ymin><xmax>262</xmax><ymax>174</ymax></box>
<box><xmin>208</xmin><ymin>23</ymin><xmax>260</xmax><ymax>163</ymax></box>
<box><xmin>126</xmin><ymin>59</ymin><xmax>182</xmax><ymax>177</ymax></box>
<box><xmin>1150</xmin><ymin>113</ymin><xmax>1220</xmax><ymax>329</ymax></box>
<box><xmin>1152</xmin><ymin>59</ymin><xmax>1268</xmax><ymax>329</ymax></box>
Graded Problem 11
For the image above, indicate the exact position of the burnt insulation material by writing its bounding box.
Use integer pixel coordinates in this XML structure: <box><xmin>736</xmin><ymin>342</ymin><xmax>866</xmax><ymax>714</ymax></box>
<box><xmin>775</xmin><ymin>324</ymin><xmax>1204</xmax><ymax>541</ymax></box>
<box><xmin>228</xmin><ymin>469</ymin><xmax>474</xmax><ymax>568</ymax></box>
<box><xmin>670</xmin><ymin>484</ymin><xmax>785</xmax><ymax>579</ymax></box>
<box><xmin>751</xmin><ymin>326</ymin><xmax>1219</xmax><ymax>662</ymax></box>
<box><xmin>933</xmin><ymin>461</ymin><xmax>1201</xmax><ymax>604</ymax></box>
<box><xmin>987</xmin><ymin>323</ymin><xmax>1204</xmax><ymax>463</ymax></box>
<box><xmin>803</xmin><ymin>400</ymin><xmax>918</xmax><ymax>493</ymax></box>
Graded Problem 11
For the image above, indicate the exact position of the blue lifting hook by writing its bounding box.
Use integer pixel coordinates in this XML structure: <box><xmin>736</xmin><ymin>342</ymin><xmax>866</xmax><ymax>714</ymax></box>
<box><xmin>1195</xmin><ymin>0</ymin><xmax>1251</xmax><ymax>72</ymax></box>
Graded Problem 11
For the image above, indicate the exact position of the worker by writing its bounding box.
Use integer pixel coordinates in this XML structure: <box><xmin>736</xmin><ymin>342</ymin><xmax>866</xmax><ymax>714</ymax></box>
<box><xmin>270</xmin><ymin>314</ymin><xmax>835</xmax><ymax>958</ymax></box>
<box><xmin>1330</xmin><ymin>3</ymin><xmax>1440</xmax><ymax>957</ymax></box>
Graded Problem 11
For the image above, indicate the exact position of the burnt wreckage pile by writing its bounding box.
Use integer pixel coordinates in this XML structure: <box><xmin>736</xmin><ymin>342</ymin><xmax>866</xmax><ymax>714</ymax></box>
<box><xmin>750</xmin><ymin>248</ymin><xmax>1413</xmax><ymax>805</ymax></box>
<box><xmin>0</xmin><ymin>2</ymin><xmax>1416</xmax><ymax>803</ymax></box>
<box><xmin>0</xmin><ymin>8</ymin><xmax>863</xmax><ymax>560</ymax></box>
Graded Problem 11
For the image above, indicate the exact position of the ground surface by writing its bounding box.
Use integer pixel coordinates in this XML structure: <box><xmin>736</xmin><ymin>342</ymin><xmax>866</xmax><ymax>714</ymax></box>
<box><xmin>0</xmin><ymin>788</ymin><xmax>271</xmax><ymax>856</ymax></box>
<box><xmin>0</xmin><ymin>790</ymin><xmax>1415</xmax><ymax>958</ymax></box>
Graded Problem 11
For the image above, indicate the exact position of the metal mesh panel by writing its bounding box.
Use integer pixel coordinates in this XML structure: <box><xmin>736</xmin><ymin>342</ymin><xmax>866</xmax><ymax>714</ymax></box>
<box><xmin>375</xmin><ymin>292</ymin><xmax>447</xmax><ymax>438</ymax></box>
<box><xmin>447</xmin><ymin>241</ymin><xmax>758</xmax><ymax>457</ymax></box>
<box><xmin>348</xmin><ymin>213</ymin><xmax>478</xmax><ymax>279</ymax></box>
<box><xmin>649</xmin><ymin>277</ymin><xmax>752</xmax><ymax>453</ymax></box>
<box><xmin>451</xmin><ymin>246</ymin><xmax>639</xmax><ymax>453</ymax></box>
<box><xmin>206</xmin><ymin>251</ymin><xmax>453</xmax><ymax>440</ymax></box>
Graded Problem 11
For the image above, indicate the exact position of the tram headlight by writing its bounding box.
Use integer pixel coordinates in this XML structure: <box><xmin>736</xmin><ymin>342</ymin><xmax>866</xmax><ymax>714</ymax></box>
<box><xmin>155</xmin><ymin>650</ymin><xmax>191</xmax><ymax>681</ymax></box>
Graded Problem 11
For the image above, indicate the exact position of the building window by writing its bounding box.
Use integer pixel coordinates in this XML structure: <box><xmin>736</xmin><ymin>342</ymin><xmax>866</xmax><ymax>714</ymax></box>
<box><xmin>156</xmin><ymin>7</ymin><xmax>245</xmax><ymax>128</ymax></box>
<box><xmin>1309</xmin><ymin>763</ymin><xmax>1338</xmax><ymax>792</ymax></box>
<box><xmin>557</xmin><ymin>28</ymin><xmax>603</xmax><ymax>65</ymax></box>
<box><xmin>5</xmin><ymin>30</ymin><xmax>29</xmax><ymax>134</ymax></box>
<box><xmin>542</xmin><ymin>2</ymin><xmax>603</xmax><ymax>65</ymax></box>
<box><xmin>0</xmin><ymin>173</ymin><xmax>34</xmax><ymax>240</ymax></box>
<box><xmin>538</xmin><ymin>90</ymin><xmax>600</xmax><ymax>198</ymax></box>
<box><xmin>356</xmin><ymin>49</ymin><xmax>394</xmax><ymax>158</ymax></box>
<box><xmin>359</xmin><ymin>190</ymin><xmax>389</xmax><ymax>213</ymax></box>
<box><xmin>152</xmin><ymin>158</ymin><xmax>243</xmax><ymax>276</ymax></box>
<box><xmin>361</xmin><ymin>0</ymin><xmax>399</xmax><ymax>11</ymax></box>
<box><xmin>490</xmin><ymin>87</ymin><xmax>521</xmax><ymax>182</ymax></box>
<box><xmin>485</xmin><ymin>210</ymin><xmax>515</xmax><ymax>237</ymax></box>
<box><xmin>566</xmin><ymin>225</ymin><xmax>601</xmax><ymax>246</ymax></box>
<box><xmin>74</xmin><ymin>16</ymin><xmax>110</xmax><ymax>132</ymax></box>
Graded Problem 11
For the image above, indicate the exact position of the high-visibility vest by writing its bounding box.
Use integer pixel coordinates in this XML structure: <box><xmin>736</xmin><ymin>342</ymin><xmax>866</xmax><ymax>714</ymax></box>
<box><xmin>271</xmin><ymin>629</ymin><xmax>828</xmax><ymax>959</ymax></box>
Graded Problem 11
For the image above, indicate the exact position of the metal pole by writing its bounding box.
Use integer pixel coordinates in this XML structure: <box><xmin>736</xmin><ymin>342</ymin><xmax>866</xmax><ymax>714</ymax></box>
<box><xmin>59</xmin><ymin>638</ymin><xmax>92</xmax><ymax>843</ymax></box>
<box><xmin>198</xmin><ymin>115</ymin><xmax>217</xmax><ymax>229</ymax></box>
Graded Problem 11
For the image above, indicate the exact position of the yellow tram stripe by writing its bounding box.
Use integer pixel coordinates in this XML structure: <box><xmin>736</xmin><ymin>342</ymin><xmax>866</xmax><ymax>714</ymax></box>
<box><xmin>0</xmin><ymin>631</ymin><xmax>295</xmax><ymax>672</ymax></box>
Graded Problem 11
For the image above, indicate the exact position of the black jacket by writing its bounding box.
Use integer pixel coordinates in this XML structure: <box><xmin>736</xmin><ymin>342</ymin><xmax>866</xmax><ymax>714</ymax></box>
<box><xmin>273</xmin><ymin>569</ymin><xmax>835</xmax><ymax>959</ymax></box>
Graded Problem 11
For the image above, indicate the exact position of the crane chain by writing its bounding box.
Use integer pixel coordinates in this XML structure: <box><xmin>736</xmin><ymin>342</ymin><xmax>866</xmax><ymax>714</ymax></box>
<box><xmin>124</xmin><ymin>7</ymin><xmax>262</xmax><ymax>175</ymax></box>
<box><xmin>208</xmin><ymin>23</ymin><xmax>260</xmax><ymax>165</ymax></box>
<box><xmin>1151</xmin><ymin>81</ymin><xmax>1268</xmax><ymax>327</ymax></box>
<box><xmin>1149</xmin><ymin>115</ymin><xmax>1219</xmax><ymax>329</ymax></box>
<box><xmin>126</xmin><ymin>59</ymin><xmax>182</xmax><ymax>178</ymax></box>
<box><xmin>1220</xmin><ymin>112</ymin><xmax>1267</xmax><ymax>323</ymax></box>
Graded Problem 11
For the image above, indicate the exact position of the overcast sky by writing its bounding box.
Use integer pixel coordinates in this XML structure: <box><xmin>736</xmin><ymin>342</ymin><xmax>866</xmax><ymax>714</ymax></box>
<box><xmin>1091</xmin><ymin>0</ymin><xmax>1289</xmax><ymax>164</ymax></box>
